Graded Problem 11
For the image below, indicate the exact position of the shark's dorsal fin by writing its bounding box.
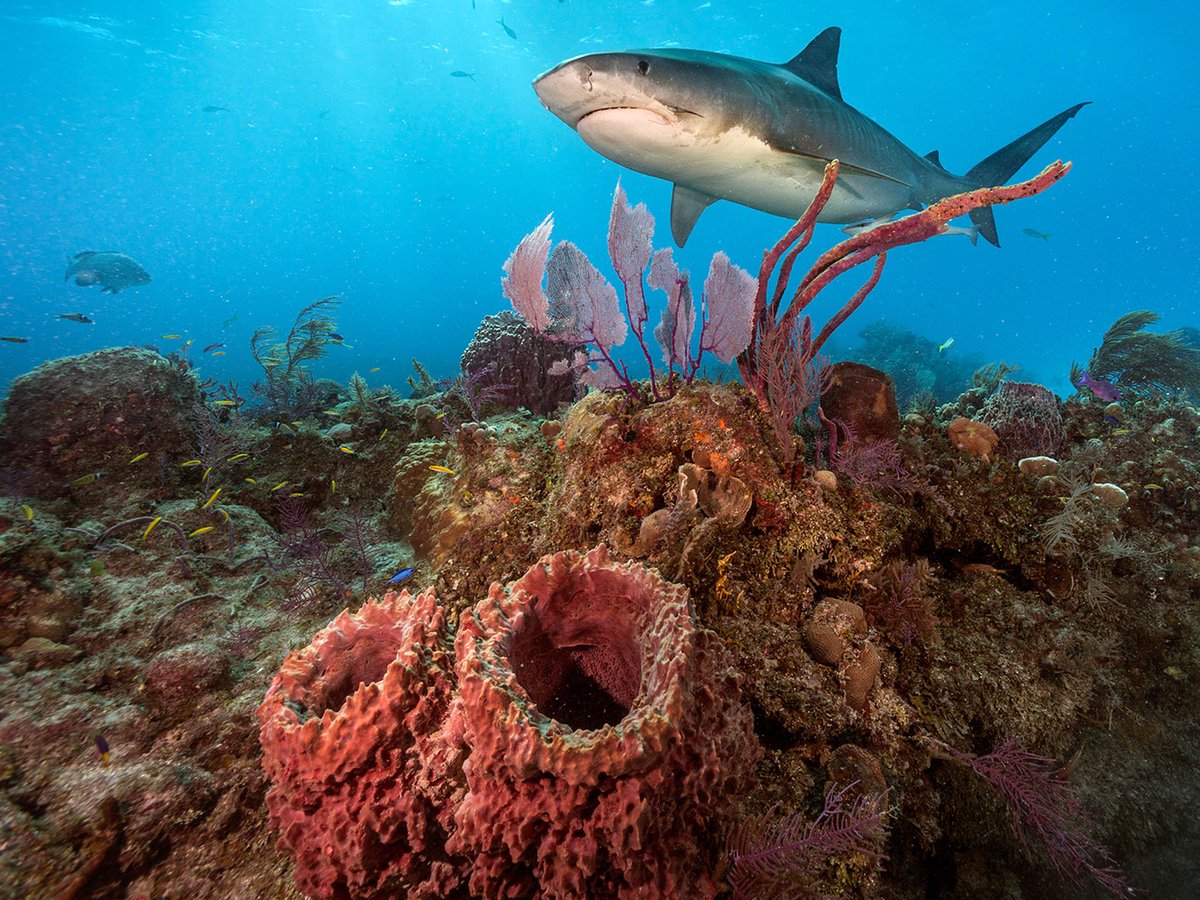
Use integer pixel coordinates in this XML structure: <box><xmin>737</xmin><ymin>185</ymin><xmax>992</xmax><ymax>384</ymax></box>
<box><xmin>781</xmin><ymin>27</ymin><xmax>842</xmax><ymax>101</ymax></box>
<box><xmin>670</xmin><ymin>184</ymin><xmax>718</xmax><ymax>247</ymax></box>
<box><xmin>925</xmin><ymin>149</ymin><xmax>946</xmax><ymax>170</ymax></box>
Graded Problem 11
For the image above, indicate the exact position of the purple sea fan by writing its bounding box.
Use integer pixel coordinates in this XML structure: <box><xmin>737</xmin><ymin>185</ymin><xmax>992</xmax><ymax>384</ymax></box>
<box><xmin>933</xmin><ymin>737</ymin><xmax>1130</xmax><ymax>896</ymax></box>
<box><xmin>725</xmin><ymin>782</ymin><xmax>888</xmax><ymax>898</ymax></box>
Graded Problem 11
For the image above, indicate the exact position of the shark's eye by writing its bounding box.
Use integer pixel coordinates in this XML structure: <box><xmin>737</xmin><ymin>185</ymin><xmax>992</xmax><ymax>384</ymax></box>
<box><xmin>637</xmin><ymin>59</ymin><xmax>650</xmax><ymax>76</ymax></box>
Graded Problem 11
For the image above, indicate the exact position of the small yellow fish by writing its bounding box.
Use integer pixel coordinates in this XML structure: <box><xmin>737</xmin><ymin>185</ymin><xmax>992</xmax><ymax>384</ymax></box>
<box><xmin>378</xmin><ymin>428</ymin><xmax>388</xmax><ymax>442</ymax></box>
<box><xmin>322</xmin><ymin>410</ymin><xmax>341</xmax><ymax>417</ymax></box>
<box><xmin>213</xmin><ymin>399</ymin><xmax>237</xmax><ymax>407</ymax></box>
<box><xmin>262</xmin><ymin>358</ymin><xmax>283</xmax><ymax>367</ymax></box>
<box><xmin>244</xmin><ymin>477</ymin><xmax>257</xmax><ymax>484</ymax></box>
<box><xmin>1164</xmin><ymin>666</ymin><xmax>1185</xmax><ymax>681</ymax></box>
<box><xmin>271</xmin><ymin>481</ymin><xmax>289</xmax><ymax>492</ymax></box>
<box><xmin>1111</xmin><ymin>429</ymin><xmax>1131</xmax><ymax>435</ymax></box>
<box><xmin>435</xmin><ymin>411</ymin><xmax>448</xmax><ymax>419</ymax></box>
<box><xmin>200</xmin><ymin>487</ymin><xmax>222</xmax><ymax>509</ymax></box>
<box><xmin>188</xmin><ymin>526</ymin><xmax>215</xmax><ymax>537</ymax></box>
<box><xmin>938</xmin><ymin>337</ymin><xmax>955</xmax><ymax>354</ymax></box>
<box><xmin>129</xmin><ymin>452</ymin><xmax>149</xmax><ymax>464</ymax></box>
<box><xmin>429</xmin><ymin>465</ymin><xmax>455</xmax><ymax>475</ymax></box>
<box><xmin>202</xmin><ymin>466</ymin><xmax>213</xmax><ymax>482</ymax></box>
<box><xmin>338</xmin><ymin>445</ymin><xmax>355</xmax><ymax>454</ymax></box>
<box><xmin>290</xmin><ymin>421</ymin><xmax>304</xmax><ymax>428</ymax></box>
<box><xmin>1144</xmin><ymin>483</ymin><xmax>1164</xmax><ymax>490</ymax></box>
<box><xmin>218</xmin><ymin>508</ymin><xmax>230</xmax><ymax>523</ymax></box>
<box><xmin>227</xmin><ymin>453</ymin><xmax>249</xmax><ymax>462</ymax></box>
<box><xmin>368</xmin><ymin>367</ymin><xmax>381</xmax><ymax>373</ymax></box>
<box><xmin>162</xmin><ymin>333</ymin><xmax>182</xmax><ymax>340</ymax></box>
<box><xmin>331</xmin><ymin>479</ymin><xmax>337</xmax><ymax>493</ymax></box>
<box><xmin>143</xmin><ymin>516</ymin><xmax>163</xmax><ymax>538</ymax></box>
<box><xmin>288</xmin><ymin>492</ymin><xmax>305</xmax><ymax>498</ymax></box>
<box><xmin>70</xmin><ymin>472</ymin><xmax>105</xmax><ymax>485</ymax></box>
<box><xmin>180</xmin><ymin>459</ymin><xmax>203</xmax><ymax>468</ymax></box>
<box><xmin>21</xmin><ymin>504</ymin><xmax>34</xmax><ymax>521</ymax></box>
<box><xmin>211</xmin><ymin>351</ymin><xmax>226</xmax><ymax>356</ymax></box>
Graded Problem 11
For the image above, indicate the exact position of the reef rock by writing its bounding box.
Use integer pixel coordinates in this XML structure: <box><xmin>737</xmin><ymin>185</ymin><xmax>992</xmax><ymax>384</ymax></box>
<box><xmin>459</xmin><ymin>310</ymin><xmax>580</xmax><ymax>417</ymax></box>
<box><xmin>820</xmin><ymin>361</ymin><xmax>900</xmax><ymax>443</ymax></box>
<box><xmin>947</xmin><ymin>417</ymin><xmax>1000</xmax><ymax>460</ymax></box>
<box><xmin>0</xmin><ymin>347</ymin><xmax>199</xmax><ymax>497</ymax></box>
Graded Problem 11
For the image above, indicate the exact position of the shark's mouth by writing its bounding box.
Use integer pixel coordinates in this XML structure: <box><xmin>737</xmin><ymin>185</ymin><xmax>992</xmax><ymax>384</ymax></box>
<box><xmin>576</xmin><ymin>104</ymin><xmax>701</xmax><ymax>128</ymax></box>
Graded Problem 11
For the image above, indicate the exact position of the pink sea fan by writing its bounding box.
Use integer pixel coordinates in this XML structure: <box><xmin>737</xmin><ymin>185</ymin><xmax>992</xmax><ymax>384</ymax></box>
<box><xmin>608</xmin><ymin>181</ymin><xmax>654</xmax><ymax>334</ymax></box>
<box><xmin>504</xmin><ymin>182</ymin><xmax>757</xmax><ymax>399</ymax></box>
<box><xmin>501</xmin><ymin>214</ymin><xmax>553</xmax><ymax>334</ymax></box>
<box><xmin>699</xmin><ymin>251</ymin><xmax>757</xmax><ymax>364</ymax></box>
<box><xmin>649</xmin><ymin>248</ymin><xmax>695</xmax><ymax>372</ymax></box>
<box><xmin>546</xmin><ymin>241</ymin><xmax>627</xmax><ymax>351</ymax></box>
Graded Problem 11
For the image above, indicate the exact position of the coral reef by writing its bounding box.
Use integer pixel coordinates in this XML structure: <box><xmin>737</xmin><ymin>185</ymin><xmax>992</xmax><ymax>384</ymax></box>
<box><xmin>6</xmin><ymin>160</ymin><xmax>1200</xmax><ymax>899</ymax></box>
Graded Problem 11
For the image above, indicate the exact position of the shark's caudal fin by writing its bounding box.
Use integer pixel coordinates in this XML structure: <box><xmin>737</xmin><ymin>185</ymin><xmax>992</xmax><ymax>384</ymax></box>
<box><xmin>964</xmin><ymin>101</ymin><xmax>1089</xmax><ymax>246</ymax></box>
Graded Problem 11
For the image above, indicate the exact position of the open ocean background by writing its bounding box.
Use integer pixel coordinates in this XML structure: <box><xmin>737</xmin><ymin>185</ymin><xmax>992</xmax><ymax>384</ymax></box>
<box><xmin>1</xmin><ymin>1</ymin><xmax>1196</xmax><ymax>401</ymax></box>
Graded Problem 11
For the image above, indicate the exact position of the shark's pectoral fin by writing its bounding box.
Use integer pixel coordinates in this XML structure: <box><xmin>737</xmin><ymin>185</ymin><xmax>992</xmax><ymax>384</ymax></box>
<box><xmin>969</xmin><ymin>207</ymin><xmax>1000</xmax><ymax>247</ymax></box>
<box><xmin>670</xmin><ymin>184</ymin><xmax>718</xmax><ymax>247</ymax></box>
<box><xmin>775</xmin><ymin>146</ymin><xmax>912</xmax><ymax>188</ymax></box>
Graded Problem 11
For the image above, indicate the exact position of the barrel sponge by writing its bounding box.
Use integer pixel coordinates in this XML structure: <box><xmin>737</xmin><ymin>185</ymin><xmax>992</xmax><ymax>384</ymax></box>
<box><xmin>257</xmin><ymin>589</ymin><xmax>464</xmax><ymax>899</ymax></box>
<box><xmin>448</xmin><ymin>545</ymin><xmax>759</xmax><ymax>899</ymax></box>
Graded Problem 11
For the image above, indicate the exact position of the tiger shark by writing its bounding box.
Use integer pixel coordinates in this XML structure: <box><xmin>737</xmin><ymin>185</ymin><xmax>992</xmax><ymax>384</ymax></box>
<box><xmin>533</xmin><ymin>27</ymin><xmax>1086</xmax><ymax>247</ymax></box>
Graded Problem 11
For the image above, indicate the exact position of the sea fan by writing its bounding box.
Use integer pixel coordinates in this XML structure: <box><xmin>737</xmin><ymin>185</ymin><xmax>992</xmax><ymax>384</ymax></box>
<box><xmin>725</xmin><ymin>783</ymin><xmax>887</xmax><ymax>899</ymax></box>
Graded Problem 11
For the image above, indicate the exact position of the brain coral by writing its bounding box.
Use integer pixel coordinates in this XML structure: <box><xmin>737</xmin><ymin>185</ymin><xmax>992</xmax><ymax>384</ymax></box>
<box><xmin>259</xmin><ymin>548</ymin><xmax>759</xmax><ymax>900</ymax></box>
<box><xmin>258</xmin><ymin>589</ymin><xmax>464</xmax><ymax>899</ymax></box>
<box><xmin>448</xmin><ymin>545</ymin><xmax>759</xmax><ymax>898</ymax></box>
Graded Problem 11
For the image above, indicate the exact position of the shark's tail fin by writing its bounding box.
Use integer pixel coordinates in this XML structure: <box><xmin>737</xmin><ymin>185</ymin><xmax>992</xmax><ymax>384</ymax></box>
<box><xmin>965</xmin><ymin>102</ymin><xmax>1089</xmax><ymax>246</ymax></box>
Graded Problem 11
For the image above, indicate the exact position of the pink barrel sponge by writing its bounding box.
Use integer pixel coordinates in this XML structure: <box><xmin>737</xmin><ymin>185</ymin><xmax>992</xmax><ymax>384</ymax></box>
<box><xmin>257</xmin><ymin>588</ymin><xmax>465</xmax><ymax>899</ymax></box>
<box><xmin>259</xmin><ymin>548</ymin><xmax>758</xmax><ymax>899</ymax></box>
<box><xmin>448</xmin><ymin>545</ymin><xmax>759</xmax><ymax>898</ymax></box>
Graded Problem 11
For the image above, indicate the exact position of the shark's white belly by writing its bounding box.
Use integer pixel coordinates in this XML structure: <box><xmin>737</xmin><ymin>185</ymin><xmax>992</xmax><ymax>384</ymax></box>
<box><xmin>577</xmin><ymin>108</ymin><xmax>910</xmax><ymax>223</ymax></box>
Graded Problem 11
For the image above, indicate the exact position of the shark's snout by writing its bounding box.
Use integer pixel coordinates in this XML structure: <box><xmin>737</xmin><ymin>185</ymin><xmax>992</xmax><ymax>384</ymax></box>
<box><xmin>533</xmin><ymin>59</ymin><xmax>601</xmax><ymax>126</ymax></box>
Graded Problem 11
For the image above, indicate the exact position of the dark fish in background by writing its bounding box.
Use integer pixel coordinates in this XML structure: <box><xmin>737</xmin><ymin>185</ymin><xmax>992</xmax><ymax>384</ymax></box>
<box><xmin>496</xmin><ymin>16</ymin><xmax>516</xmax><ymax>40</ymax></box>
<box><xmin>66</xmin><ymin>250</ymin><xmax>151</xmax><ymax>294</ymax></box>
<box><xmin>450</xmin><ymin>70</ymin><xmax>476</xmax><ymax>80</ymax></box>
<box><xmin>202</xmin><ymin>105</ymin><xmax>229</xmax><ymax>112</ymax></box>
<box><xmin>95</xmin><ymin>735</ymin><xmax>110</xmax><ymax>765</ymax></box>
<box><xmin>202</xmin><ymin>342</ymin><xmax>225</xmax><ymax>353</ymax></box>
<box><xmin>57</xmin><ymin>313</ymin><xmax>94</xmax><ymax>324</ymax></box>
<box><xmin>1022</xmin><ymin>228</ymin><xmax>1052</xmax><ymax>241</ymax></box>
<box><xmin>1</xmin><ymin>336</ymin><xmax>29</xmax><ymax>343</ymax></box>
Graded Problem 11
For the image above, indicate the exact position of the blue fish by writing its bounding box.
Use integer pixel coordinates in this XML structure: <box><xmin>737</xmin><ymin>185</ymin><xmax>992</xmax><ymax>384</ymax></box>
<box><xmin>387</xmin><ymin>567</ymin><xmax>417</xmax><ymax>585</ymax></box>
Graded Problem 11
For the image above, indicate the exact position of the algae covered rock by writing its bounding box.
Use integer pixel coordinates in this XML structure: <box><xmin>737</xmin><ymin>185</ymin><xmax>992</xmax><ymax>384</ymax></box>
<box><xmin>0</xmin><ymin>347</ymin><xmax>199</xmax><ymax>497</ymax></box>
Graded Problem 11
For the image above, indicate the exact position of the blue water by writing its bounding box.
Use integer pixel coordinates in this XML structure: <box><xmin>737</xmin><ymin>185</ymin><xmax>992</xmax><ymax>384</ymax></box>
<box><xmin>1</xmin><ymin>1</ymin><xmax>1196</xmax><ymax>400</ymax></box>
